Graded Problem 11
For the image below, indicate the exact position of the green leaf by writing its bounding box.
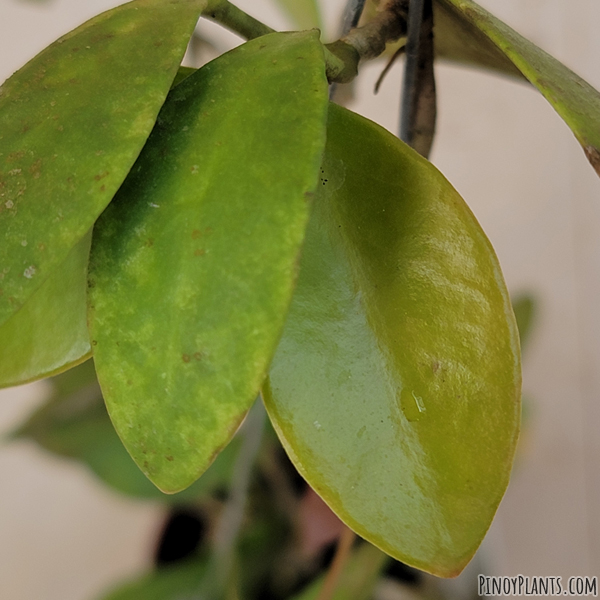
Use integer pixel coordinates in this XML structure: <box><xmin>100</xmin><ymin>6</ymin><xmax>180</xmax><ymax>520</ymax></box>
<box><xmin>433</xmin><ymin>1</ymin><xmax>523</xmax><ymax>79</ymax></box>
<box><xmin>273</xmin><ymin>0</ymin><xmax>322</xmax><ymax>31</ymax></box>
<box><xmin>0</xmin><ymin>230</ymin><xmax>91</xmax><ymax>388</ymax></box>
<box><xmin>172</xmin><ymin>66</ymin><xmax>197</xmax><ymax>88</ymax></box>
<box><xmin>512</xmin><ymin>294</ymin><xmax>536</xmax><ymax>355</ymax></box>
<box><xmin>264</xmin><ymin>104</ymin><xmax>521</xmax><ymax>577</ymax></box>
<box><xmin>0</xmin><ymin>0</ymin><xmax>207</xmax><ymax>327</ymax></box>
<box><xmin>88</xmin><ymin>31</ymin><xmax>329</xmax><ymax>494</ymax></box>
<box><xmin>290</xmin><ymin>542</ymin><xmax>389</xmax><ymax>600</ymax></box>
<box><xmin>101</xmin><ymin>560</ymin><xmax>207</xmax><ymax>600</ymax></box>
<box><xmin>12</xmin><ymin>361</ymin><xmax>239</xmax><ymax>501</ymax></box>
<box><xmin>435</xmin><ymin>0</ymin><xmax>600</xmax><ymax>177</ymax></box>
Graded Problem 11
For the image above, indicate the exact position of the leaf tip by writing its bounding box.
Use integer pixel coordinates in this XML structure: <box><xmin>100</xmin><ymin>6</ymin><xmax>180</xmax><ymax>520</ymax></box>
<box><xmin>583</xmin><ymin>145</ymin><xmax>600</xmax><ymax>178</ymax></box>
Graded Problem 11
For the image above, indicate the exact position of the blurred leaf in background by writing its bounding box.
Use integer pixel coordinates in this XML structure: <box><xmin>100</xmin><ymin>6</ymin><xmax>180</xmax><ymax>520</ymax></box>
<box><xmin>10</xmin><ymin>361</ymin><xmax>240</xmax><ymax>502</ymax></box>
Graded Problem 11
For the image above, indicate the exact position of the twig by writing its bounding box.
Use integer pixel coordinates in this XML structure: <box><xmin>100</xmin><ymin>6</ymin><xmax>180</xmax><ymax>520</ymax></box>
<box><xmin>330</xmin><ymin>0</ymin><xmax>368</xmax><ymax>100</ymax></box>
<box><xmin>341</xmin><ymin>0</ymin><xmax>368</xmax><ymax>35</ymax></box>
<box><xmin>204</xmin><ymin>0</ymin><xmax>275</xmax><ymax>40</ymax></box>
<box><xmin>315</xmin><ymin>525</ymin><xmax>356</xmax><ymax>600</ymax></box>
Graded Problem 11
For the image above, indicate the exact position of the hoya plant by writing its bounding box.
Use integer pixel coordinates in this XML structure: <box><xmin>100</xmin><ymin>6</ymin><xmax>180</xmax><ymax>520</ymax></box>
<box><xmin>1</xmin><ymin>0</ymin><xmax>598</xmax><ymax>597</ymax></box>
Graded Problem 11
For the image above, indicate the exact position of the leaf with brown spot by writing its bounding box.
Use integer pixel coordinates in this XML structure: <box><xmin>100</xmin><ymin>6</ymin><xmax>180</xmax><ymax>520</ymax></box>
<box><xmin>0</xmin><ymin>0</ymin><xmax>207</xmax><ymax>327</ymax></box>
<box><xmin>88</xmin><ymin>32</ymin><xmax>329</xmax><ymax>493</ymax></box>
<box><xmin>0</xmin><ymin>231</ymin><xmax>92</xmax><ymax>388</ymax></box>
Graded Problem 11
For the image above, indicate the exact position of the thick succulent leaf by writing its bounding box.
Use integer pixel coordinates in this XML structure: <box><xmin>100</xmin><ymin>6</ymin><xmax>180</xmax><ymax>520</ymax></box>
<box><xmin>88</xmin><ymin>32</ymin><xmax>329</xmax><ymax>494</ymax></box>
<box><xmin>264</xmin><ymin>104</ymin><xmax>521</xmax><ymax>577</ymax></box>
<box><xmin>291</xmin><ymin>542</ymin><xmax>389</xmax><ymax>600</ymax></box>
<box><xmin>435</xmin><ymin>0</ymin><xmax>600</xmax><ymax>177</ymax></box>
<box><xmin>274</xmin><ymin>0</ymin><xmax>322</xmax><ymax>31</ymax></box>
<box><xmin>0</xmin><ymin>230</ymin><xmax>91</xmax><ymax>388</ymax></box>
<box><xmin>12</xmin><ymin>361</ymin><xmax>239</xmax><ymax>501</ymax></box>
<box><xmin>0</xmin><ymin>0</ymin><xmax>207</xmax><ymax>327</ymax></box>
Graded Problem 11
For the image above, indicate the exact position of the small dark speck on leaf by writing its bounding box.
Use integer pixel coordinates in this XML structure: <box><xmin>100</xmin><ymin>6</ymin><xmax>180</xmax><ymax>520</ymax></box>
<box><xmin>182</xmin><ymin>354</ymin><xmax>191</xmax><ymax>363</ymax></box>
<box><xmin>194</xmin><ymin>352</ymin><xmax>203</xmax><ymax>361</ymax></box>
<box><xmin>91</xmin><ymin>340</ymin><xmax>98</xmax><ymax>346</ymax></box>
<box><xmin>166</xmin><ymin>455</ymin><xmax>174</xmax><ymax>462</ymax></box>
<box><xmin>191</xmin><ymin>229</ymin><xmax>201</xmax><ymax>239</ymax></box>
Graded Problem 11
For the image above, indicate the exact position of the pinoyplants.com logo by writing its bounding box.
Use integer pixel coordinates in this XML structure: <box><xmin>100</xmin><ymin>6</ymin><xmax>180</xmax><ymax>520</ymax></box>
<box><xmin>478</xmin><ymin>575</ymin><xmax>598</xmax><ymax>597</ymax></box>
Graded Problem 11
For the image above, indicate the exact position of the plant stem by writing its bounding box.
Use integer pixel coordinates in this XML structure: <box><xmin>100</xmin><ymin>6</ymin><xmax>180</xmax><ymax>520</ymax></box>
<box><xmin>315</xmin><ymin>526</ymin><xmax>356</xmax><ymax>600</ymax></box>
<box><xmin>342</xmin><ymin>5</ymin><xmax>407</xmax><ymax>61</ymax></box>
<box><xmin>203</xmin><ymin>0</ymin><xmax>275</xmax><ymax>40</ymax></box>
<box><xmin>340</xmin><ymin>0</ymin><xmax>368</xmax><ymax>35</ymax></box>
<box><xmin>201</xmin><ymin>0</ymin><xmax>410</xmax><ymax>85</ymax></box>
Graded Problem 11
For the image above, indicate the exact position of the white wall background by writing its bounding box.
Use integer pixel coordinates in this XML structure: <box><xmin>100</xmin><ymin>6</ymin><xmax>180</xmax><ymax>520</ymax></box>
<box><xmin>0</xmin><ymin>1</ymin><xmax>598</xmax><ymax>598</ymax></box>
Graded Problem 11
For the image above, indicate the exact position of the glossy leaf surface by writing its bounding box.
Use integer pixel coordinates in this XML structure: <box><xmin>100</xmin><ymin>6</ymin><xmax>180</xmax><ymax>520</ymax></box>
<box><xmin>0</xmin><ymin>231</ymin><xmax>91</xmax><ymax>388</ymax></box>
<box><xmin>13</xmin><ymin>361</ymin><xmax>239</xmax><ymax>501</ymax></box>
<box><xmin>0</xmin><ymin>0</ymin><xmax>206</xmax><ymax>327</ymax></box>
<box><xmin>88</xmin><ymin>32</ymin><xmax>328</xmax><ymax>493</ymax></box>
<box><xmin>264</xmin><ymin>104</ymin><xmax>521</xmax><ymax>577</ymax></box>
<box><xmin>436</xmin><ymin>0</ymin><xmax>600</xmax><ymax>176</ymax></box>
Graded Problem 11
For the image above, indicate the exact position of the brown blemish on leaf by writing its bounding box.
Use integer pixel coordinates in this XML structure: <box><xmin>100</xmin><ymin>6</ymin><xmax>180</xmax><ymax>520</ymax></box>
<box><xmin>166</xmin><ymin>455</ymin><xmax>174</xmax><ymax>462</ymax></box>
<box><xmin>94</xmin><ymin>171</ymin><xmax>109</xmax><ymax>181</ymax></box>
<box><xmin>29</xmin><ymin>159</ymin><xmax>42</xmax><ymax>179</ymax></box>
<box><xmin>194</xmin><ymin>352</ymin><xmax>203</xmax><ymax>361</ymax></box>
<box><xmin>7</xmin><ymin>151</ymin><xmax>25</xmax><ymax>162</ymax></box>
<box><xmin>194</xmin><ymin>248</ymin><xmax>205</xmax><ymax>256</ymax></box>
<box><xmin>191</xmin><ymin>229</ymin><xmax>201</xmax><ymax>239</ymax></box>
<box><xmin>145</xmin><ymin>238</ymin><xmax>154</xmax><ymax>247</ymax></box>
<box><xmin>91</xmin><ymin>340</ymin><xmax>98</xmax><ymax>346</ymax></box>
<box><xmin>182</xmin><ymin>354</ymin><xmax>191</xmax><ymax>363</ymax></box>
<box><xmin>584</xmin><ymin>145</ymin><xmax>600</xmax><ymax>177</ymax></box>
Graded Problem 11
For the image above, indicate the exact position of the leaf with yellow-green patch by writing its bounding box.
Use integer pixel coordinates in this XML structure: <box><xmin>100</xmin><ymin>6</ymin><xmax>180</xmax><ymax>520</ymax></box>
<box><xmin>0</xmin><ymin>0</ymin><xmax>207</xmax><ymax>327</ymax></box>
<box><xmin>88</xmin><ymin>31</ymin><xmax>329</xmax><ymax>494</ymax></box>
<box><xmin>0</xmin><ymin>231</ymin><xmax>91</xmax><ymax>388</ymax></box>
<box><xmin>11</xmin><ymin>361</ymin><xmax>239</xmax><ymax>501</ymax></box>
<box><xmin>264</xmin><ymin>104</ymin><xmax>521</xmax><ymax>577</ymax></box>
